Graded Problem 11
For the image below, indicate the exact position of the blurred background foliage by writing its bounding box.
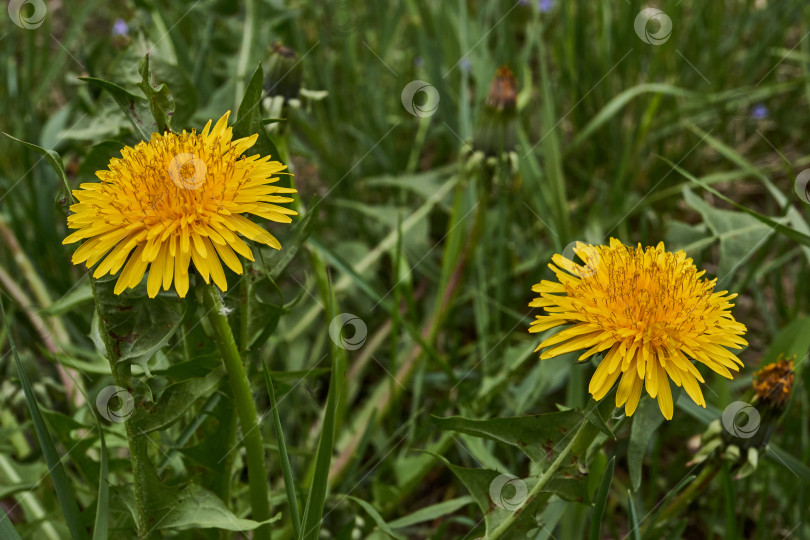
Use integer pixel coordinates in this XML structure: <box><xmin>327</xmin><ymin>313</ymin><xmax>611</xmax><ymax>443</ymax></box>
<box><xmin>1</xmin><ymin>0</ymin><xmax>810</xmax><ymax>538</ymax></box>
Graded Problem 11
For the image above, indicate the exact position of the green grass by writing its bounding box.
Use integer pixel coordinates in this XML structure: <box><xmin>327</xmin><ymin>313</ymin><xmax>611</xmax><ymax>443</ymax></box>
<box><xmin>1</xmin><ymin>1</ymin><xmax>809</xmax><ymax>538</ymax></box>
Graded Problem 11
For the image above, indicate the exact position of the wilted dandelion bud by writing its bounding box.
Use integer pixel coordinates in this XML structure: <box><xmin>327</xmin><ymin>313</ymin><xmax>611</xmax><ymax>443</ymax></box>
<box><xmin>264</xmin><ymin>42</ymin><xmax>302</xmax><ymax>101</ymax></box>
<box><xmin>473</xmin><ymin>65</ymin><xmax>518</xmax><ymax>157</ymax></box>
<box><xmin>753</xmin><ymin>357</ymin><xmax>794</xmax><ymax>409</ymax></box>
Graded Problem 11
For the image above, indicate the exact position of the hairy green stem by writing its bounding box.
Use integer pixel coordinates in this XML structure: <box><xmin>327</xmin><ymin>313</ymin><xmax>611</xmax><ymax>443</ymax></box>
<box><xmin>90</xmin><ymin>279</ymin><xmax>154</xmax><ymax>539</ymax></box>
<box><xmin>201</xmin><ymin>283</ymin><xmax>272</xmax><ymax>540</ymax></box>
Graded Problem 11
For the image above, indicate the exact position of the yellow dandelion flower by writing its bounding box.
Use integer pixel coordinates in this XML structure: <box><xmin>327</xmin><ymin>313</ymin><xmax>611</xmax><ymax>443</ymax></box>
<box><xmin>62</xmin><ymin>112</ymin><xmax>297</xmax><ymax>298</ymax></box>
<box><xmin>529</xmin><ymin>238</ymin><xmax>748</xmax><ymax>420</ymax></box>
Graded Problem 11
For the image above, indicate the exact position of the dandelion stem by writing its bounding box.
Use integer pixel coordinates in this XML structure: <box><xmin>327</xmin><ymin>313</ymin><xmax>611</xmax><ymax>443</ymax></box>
<box><xmin>201</xmin><ymin>283</ymin><xmax>273</xmax><ymax>540</ymax></box>
<box><xmin>89</xmin><ymin>279</ymin><xmax>155</xmax><ymax>539</ymax></box>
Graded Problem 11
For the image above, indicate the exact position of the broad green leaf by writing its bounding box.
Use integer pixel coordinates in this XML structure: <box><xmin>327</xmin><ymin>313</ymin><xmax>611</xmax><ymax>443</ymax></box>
<box><xmin>628</xmin><ymin>398</ymin><xmax>665</xmax><ymax>492</ymax></box>
<box><xmin>136</xmin><ymin>55</ymin><xmax>175</xmax><ymax>134</ymax></box>
<box><xmin>131</xmin><ymin>368</ymin><xmax>224</xmax><ymax>433</ymax></box>
<box><xmin>437</xmin><ymin>457</ymin><xmax>550</xmax><ymax>540</ymax></box>
<box><xmin>154</xmin><ymin>484</ymin><xmax>279</xmax><ymax>531</ymax></box>
<box><xmin>683</xmin><ymin>187</ymin><xmax>772</xmax><ymax>279</ymax></box>
<box><xmin>78</xmin><ymin>140</ymin><xmax>127</xmax><ymax>179</ymax></box>
<box><xmin>589</xmin><ymin>457</ymin><xmax>615</xmax><ymax>540</ymax></box>
<box><xmin>80</xmin><ymin>77</ymin><xmax>154</xmax><ymax>141</ymax></box>
<box><xmin>433</xmin><ymin>409</ymin><xmax>597</xmax><ymax>464</ymax></box>
<box><xmin>93</xmin><ymin>276</ymin><xmax>185</xmax><ymax>374</ymax></box>
<box><xmin>0</xmin><ymin>299</ymin><xmax>87</xmax><ymax>540</ymax></box>
<box><xmin>671</xmin><ymin>161</ymin><xmax>810</xmax><ymax>248</ymax></box>
<box><xmin>2</xmin><ymin>133</ymin><xmax>74</xmax><ymax>204</ymax></box>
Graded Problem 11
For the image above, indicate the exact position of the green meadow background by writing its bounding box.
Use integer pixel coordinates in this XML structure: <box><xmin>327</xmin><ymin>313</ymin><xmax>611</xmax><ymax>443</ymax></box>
<box><xmin>1</xmin><ymin>1</ymin><xmax>809</xmax><ymax>539</ymax></box>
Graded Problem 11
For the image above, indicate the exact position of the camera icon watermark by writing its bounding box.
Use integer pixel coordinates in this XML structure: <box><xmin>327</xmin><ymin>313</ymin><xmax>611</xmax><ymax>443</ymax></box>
<box><xmin>329</xmin><ymin>313</ymin><xmax>367</xmax><ymax>350</ymax></box>
<box><xmin>401</xmin><ymin>80</ymin><xmax>440</xmax><ymax>118</ymax></box>
<box><xmin>8</xmin><ymin>0</ymin><xmax>47</xmax><ymax>29</ymax></box>
<box><xmin>721</xmin><ymin>401</ymin><xmax>760</xmax><ymax>439</ymax></box>
<box><xmin>562</xmin><ymin>241</ymin><xmax>601</xmax><ymax>279</ymax></box>
<box><xmin>96</xmin><ymin>386</ymin><xmax>135</xmax><ymax>423</ymax></box>
<box><xmin>489</xmin><ymin>474</ymin><xmax>528</xmax><ymax>512</ymax></box>
<box><xmin>323</xmin><ymin>1</ymin><xmax>357</xmax><ymax>36</ymax></box>
<box><xmin>168</xmin><ymin>153</ymin><xmax>207</xmax><ymax>190</ymax></box>
<box><xmin>634</xmin><ymin>8</ymin><xmax>672</xmax><ymax>45</ymax></box>
<box><xmin>794</xmin><ymin>169</ymin><xmax>810</xmax><ymax>204</ymax></box>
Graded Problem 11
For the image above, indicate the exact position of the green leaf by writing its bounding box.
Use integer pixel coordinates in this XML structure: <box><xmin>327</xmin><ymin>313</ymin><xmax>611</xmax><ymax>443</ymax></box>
<box><xmin>759</xmin><ymin>316</ymin><xmax>810</xmax><ymax>366</ymax></box>
<box><xmin>154</xmin><ymin>484</ymin><xmax>280</xmax><ymax>531</ymax></box>
<box><xmin>299</xmin><ymin>284</ymin><xmax>344</xmax><ymax>540</ymax></box>
<box><xmin>345</xmin><ymin>496</ymin><xmax>406</xmax><ymax>540</ymax></box>
<box><xmin>589</xmin><ymin>457</ymin><xmax>615</xmax><ymax>540</ymax></box>
<box><xmin>80</xmin><ymin>77</ymin><xmax>154</xmax><ymax>141</ymax></box>
<box><xmin>628</xmin><ymin>398</ymin><xmax>665</xmax><ymax>492</ymax></box>
<box><xmin>682</xmin><ymin>187</ymin><xmax>772</xmax><ymax>279</ymax></box>
<box><xmin>93</xmin><ymin>277</ymin><xmax>185</xmax><ymax>374</ymax></box>
<box><xmin>671</xmin><ymin>160</ymin><xmax>810</xmax><ymax>248</ymax></box>
<box><xmin>131</xmin><ymin>368</ymin><xmax>224</xmax><ymax>433</ymax></box>
<box><xmin>0</xmin><ymin>298</ymin><xmax>88</xmax><ymax>540</ymax></box>
<box><xmin>136</xmin><ymin>55</ymin><xmax>175</xmax><ymax>134</ymax></box>
<box><xmin>232</xmin><ymin>63</ymin><xmax>285</xmax><ymax>171</ymax></box>
<box><xmin>0</xmin><ymin>504</ymin><xmax>22</xmax><ymax>540</ymax></box>
<box><xmin>262</xmin><ymin>355</ymin><xmax>301</xmax><ymax>537</ymax></box>
<box><xmin>436</xmin><ymin>457</ymin><xmax>548</xmax><ymax>539</ymax></box>
<box><xmin>640</xmin><ymin>475</ymin><xmax>695</xmax><ymax>540</ymax></box>
<box><xmin>627</xmin><ymin>490</ymin><xmax>642</xmax><ymax>540</ymax></box>
<box><xmin>2</xmin><ymin>133</ymin><xmax>74</xmax><ymax>204</ymax></box>
<box><xmin>387</xmin><ymin>497</ymin><xmax>474</xmax><ymax>529</ymax></box>
<box><xmin>433</xmin><ymin>410</ymin><xmax>587</xmax><ymax>463</ymax></box>
<box><xmin>92</xmin><ymin>425</ymin><xmax>109</xmax><ymax>540</ymax></box>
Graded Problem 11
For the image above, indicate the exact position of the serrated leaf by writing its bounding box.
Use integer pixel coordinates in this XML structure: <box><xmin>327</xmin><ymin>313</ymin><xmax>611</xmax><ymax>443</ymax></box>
<box><xmin>433</xmin><ymin>410</ymin><xmax>586</xmax><ymax>463</ymax></box>
<box><xmin>93</xmin><ymin>277</ymin><xmax>185</xmax><ymax>375</ymax></box>
<box><xmin>683</xmin><ymin>187</ymin><xmax>772</xmax><ymax>279</ymax></box>
<box><xmin>131</xmin><ymin>368</ymin><xmax>224</xmax><ymax>433</ymax></box>
<box><xmin>136</xmin><ymin>55</ymin><xmax>174</xmax><ymax>134</ymax></box>
<box><xmin>80</xmin><ymin>77</ymin><xmax>154</xmax><ymax>141</ymax></box>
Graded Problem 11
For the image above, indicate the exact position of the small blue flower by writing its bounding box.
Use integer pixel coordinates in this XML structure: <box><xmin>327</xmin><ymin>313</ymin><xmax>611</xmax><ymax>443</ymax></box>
<box><xmin>112</xmin><ymin>19</ymin><xmax>128</xmax><ymax>37</ymax></box>
<box><xmin>539</xmin><ymin>0</ymin><xmax>554</xmax><ymax>12</ymax></box>
<box><xmin>459</xmin><ymin>57</ymin><xmax>472</xmax><ymax>73</ymax></box>
<box><xmin>751</xmin><ymin>104</ymin><xmax>768</xmax><ymax>120</ymax></box>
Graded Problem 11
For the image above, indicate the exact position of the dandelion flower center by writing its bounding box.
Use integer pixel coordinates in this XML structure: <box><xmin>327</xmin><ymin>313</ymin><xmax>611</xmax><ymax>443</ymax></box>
<box><xmin>529</xmin><ymin>239</ymin><xmax>748</xmax><ymax>419</ymax></box>
<box><xmin>63</xmin><ymin>112</ymin><xmax>297</xmax><ymax>298</ymax></box>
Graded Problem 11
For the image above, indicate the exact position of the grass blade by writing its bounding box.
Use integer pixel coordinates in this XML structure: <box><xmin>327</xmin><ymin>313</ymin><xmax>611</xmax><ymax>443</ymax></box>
<box><xmin>261</xmin><ymin>354</ymin><xmax>301</xmax><ymax>538</ymax></box>
<box><xmin>0</xmin><ymin>298</ymin><xmax>88</xmax><ymax>540</ymax></box>
<box><xmin>589</xmin><ymin>456</ymin><xmax>615</xmax><ymax>540</ymax></box>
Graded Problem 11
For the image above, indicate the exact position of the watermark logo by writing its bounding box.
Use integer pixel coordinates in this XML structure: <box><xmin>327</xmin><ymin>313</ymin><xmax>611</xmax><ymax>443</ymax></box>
<box><xmin>634</xmin><ymin>8</ymin><xmax>672</xmax><ymax>45</ymax></box>
<box><xmin>721</xmin><ymin>401</ymin><xmax>760</xmax><ymax>439</ymax></box>
<box><xmin>96</xmin><ymin>386</ymin><xmax>135</xmax><ymax>423</ymax></box>
<box><xmin>489</xmin><ymin>474</ymin><xmax>528</xmax><ymax>512</ymax></box>
<box><xmin>329</xmin><ymin>313</ymin><xmax>367</xmax><ymax>350</ymax></box>
<box><xmin>794</xmin><ymin>169</ymin><xmax>810</xmax><ymax>204</ymax></box>
<box><xmin>401</xmin><ymin>80</ymin><xmax>440</xmax><ymax>118</ymax></box>
<box><xmin>323</xmin><ymin>1</ymin><xmax>357</xmax><ymax>36</ymax></box>
<box><xmin>168</xmin><ymin>153</ymin><xmax>207</xmax><ymax>190</ymax></box>
<box><xmin>8</xmin><ymin>0</ymin><xmax>47</xmax><ymax>29</ymax></box>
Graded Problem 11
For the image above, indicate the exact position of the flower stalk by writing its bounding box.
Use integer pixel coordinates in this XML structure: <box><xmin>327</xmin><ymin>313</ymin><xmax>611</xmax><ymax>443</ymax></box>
<box><xmin>201</xmin><ymin>282</ymin><xmax>272</xmax><ymax>540</ymax></box>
